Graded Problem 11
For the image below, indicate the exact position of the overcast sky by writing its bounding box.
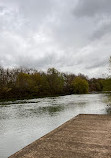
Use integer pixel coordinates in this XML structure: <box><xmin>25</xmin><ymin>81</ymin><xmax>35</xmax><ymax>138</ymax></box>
<box><xmin>0</xmin><ymin>0</ymin><xmax>110</xmax><ymax>77</ymax></box>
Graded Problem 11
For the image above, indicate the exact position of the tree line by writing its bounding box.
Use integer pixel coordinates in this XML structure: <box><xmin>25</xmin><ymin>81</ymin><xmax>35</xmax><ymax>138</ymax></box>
<box><xmin>0</xmin><ymin>67</ymin><xmax>110</xmax><ymax>100</ymax></box>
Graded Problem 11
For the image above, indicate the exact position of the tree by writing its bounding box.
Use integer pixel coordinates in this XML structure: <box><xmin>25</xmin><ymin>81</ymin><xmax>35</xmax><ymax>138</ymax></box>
<box><xmin>103</xmin><ymin>57</ymin><xmax>111</xmax><ymax>91</ymax></box>
<box><xmin>63</xmin><ymin>73</ymin><xmax>76</xmax><ymax>94</ymax></box>
<box><xmin>47</xmin><ymin>68</ymin><xmax>64</xmax><ymax>95</ymax></box>
<box><xmin>89</xmin><ymin>78</ymin><xmax>103</xmax><ymax>92</ymax></box>
<box><xmin>72</xmin><ymin>77</ymin><xmax>89</xmax><ymax>94</ymax></box>
<box><xmin>103</xmin><ymin>78</ymin><xmax>111</xmax><ymax>91</ymax></box>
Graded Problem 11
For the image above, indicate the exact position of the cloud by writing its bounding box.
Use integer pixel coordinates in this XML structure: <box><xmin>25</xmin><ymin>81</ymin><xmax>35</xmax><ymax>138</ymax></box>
<box><xmin>0</xmin><ymin>0</ymin><xmax>110</xmax><ymax>77</ymax></box>
<box><xmin>91</xmin><ymin>20</ymin><xmax>111</xmax><ymax>40</ymax></box>
<box><xmin>74</xmin><ymin>0</ymin><xmax>111</xmax><ymax>17</ymax></box>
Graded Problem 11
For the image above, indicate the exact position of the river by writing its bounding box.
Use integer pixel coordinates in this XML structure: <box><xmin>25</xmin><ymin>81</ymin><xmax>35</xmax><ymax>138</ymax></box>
<box><xmin>0</xmin><ymin>94</ymin><xmax>111</xmax><ymax>158</ymax></box>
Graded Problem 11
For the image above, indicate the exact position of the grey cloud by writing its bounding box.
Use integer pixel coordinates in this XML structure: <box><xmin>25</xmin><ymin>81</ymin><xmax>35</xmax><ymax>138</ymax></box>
<box><xmin>74</xmin><ymin>0</ymin><xmax>111</xmax><ymax>17</ymax></box>
<box><xmin>91</xmin><ymin>21</ymin><xmax>111</xmax><ymax>40</ymax></box>
<box><xmin>0</xmin><ymin>0</ymin><xmax>110</xmax><ymax>77</ymax></box>
<box><xmin>16</xmin><ymin>53</ymin><xmax>58</xmax><ymax>69</ymax></box>
<box><xmin>0</xmin><ymin>5</ymin><xmax>6</xmax><ymax>12</ymax></box>
<box><xmin>85</xmin><ymin>59</ymin><xmax>107</xmax><ymax>70</ymax></box>
<box><xmin>0</xmin><ymin>0</ymin><xmax>54</xmax><ymax>34</ymax></box>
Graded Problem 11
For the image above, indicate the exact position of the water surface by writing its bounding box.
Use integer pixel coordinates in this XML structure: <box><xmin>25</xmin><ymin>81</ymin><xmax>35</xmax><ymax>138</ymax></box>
<box><xmin>0</xmin><ymin>94</ymin><xmax>110</xmax><ymax>158</ymax></box>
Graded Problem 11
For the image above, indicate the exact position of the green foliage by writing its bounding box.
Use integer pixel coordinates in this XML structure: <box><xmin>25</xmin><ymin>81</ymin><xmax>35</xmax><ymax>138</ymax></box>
<box><xmin>0</xmin><ymin>66</ymin><xmax>109</xmax><ymax>100</ymax></box>
<box><xmin>103</xmin><ymin>78</ymin><xmax>111</xmax><ymax>91</ymax></box>
<box><xmin>72</xmin><ymin>77</ymin><xmax>89</xmax><ymax>94</ymax></box>
<box><xmin>88</xmin><ymin>78</ymin><xmax>103</xmax><ymax>92</ymax></box>
<box><xmin>47</xmin><ymin>68</ymin><xmax>64</xmax><ymax>95</ymax></box>
<box><xmin>16</xmin><ymin>73</ymin><xmax>32</xmax><ymax>89</ymax></box>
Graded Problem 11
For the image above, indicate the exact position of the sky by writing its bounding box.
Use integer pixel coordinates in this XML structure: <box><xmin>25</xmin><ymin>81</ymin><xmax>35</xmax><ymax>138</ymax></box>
<box><xmin>0</xmin><ymin>0</ymin><xmax>111</xmax><ymax>78</ymax></box>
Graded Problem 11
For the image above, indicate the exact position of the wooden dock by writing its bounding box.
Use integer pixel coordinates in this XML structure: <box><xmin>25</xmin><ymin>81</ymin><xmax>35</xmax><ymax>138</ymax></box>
<box><xmin>9</xmin><ymin>114</ymin><xmax>111</xmax><ymax>158</ymax></box>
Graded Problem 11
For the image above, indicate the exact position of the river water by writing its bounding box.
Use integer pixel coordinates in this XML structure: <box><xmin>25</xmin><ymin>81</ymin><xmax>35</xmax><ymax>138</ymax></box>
<box><xmin>0</xmin><ymin>94</ymin><xmax>111</xmax><ymax>158</ymax></box>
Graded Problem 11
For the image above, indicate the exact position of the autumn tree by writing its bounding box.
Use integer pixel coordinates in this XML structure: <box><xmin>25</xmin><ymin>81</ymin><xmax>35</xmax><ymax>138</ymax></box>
<box><xmin>63</xmin><ymin>73</ymin><xmax>76</xmax><ymax>94</ymax></box>
<box><xmin>47</xmin><ymin>68</ymin><xmax>64</xmax><ymax>95</ymax></box>
<box><xmin>72</xmin><ymin>77</ymin><xmax>89</xmax><ymax>94</ymax></box>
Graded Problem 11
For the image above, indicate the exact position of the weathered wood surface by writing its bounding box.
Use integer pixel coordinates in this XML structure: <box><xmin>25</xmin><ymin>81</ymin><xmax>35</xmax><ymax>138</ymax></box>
<box><xmin>9</xmin><ymin>114</ymin><xmax>111</xmax><ymax>158</ymax></box>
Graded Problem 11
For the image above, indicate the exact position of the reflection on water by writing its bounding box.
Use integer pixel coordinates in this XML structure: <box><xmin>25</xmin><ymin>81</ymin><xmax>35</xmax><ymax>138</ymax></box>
<box><xmin>38</xmin><ymin>105</ymin><xmax>64</xmax><ymax>116</ymax></box>
<box><xmin>0</xmin><ymin>100</ymin><xmax>40</xmax><ymax>106</ymax></box>
<box><xmin>108</xmin><ymin>95</ymin><xmax>111</xmax><ymax>105</ymax></box>
<box><xmin>0</xmin><ymin>94</ymin><xmax>110</xmax><ymax>158</ymax></box>
<box><xmin>106</xmin><ymin>107</ymin><xmax>111</xmax><ymax>114</ymax></box>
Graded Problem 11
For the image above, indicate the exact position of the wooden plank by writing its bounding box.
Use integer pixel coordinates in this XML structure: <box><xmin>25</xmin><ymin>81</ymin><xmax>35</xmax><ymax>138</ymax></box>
<box><xmin>9</xmin><ymin>114</ymin><xmax>111</xmax><ymax>158</ymax></box>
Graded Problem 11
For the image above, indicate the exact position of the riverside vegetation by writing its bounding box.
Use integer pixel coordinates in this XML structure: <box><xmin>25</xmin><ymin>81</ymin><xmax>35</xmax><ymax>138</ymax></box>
<box><xmin>0</xmin><ymin>67</ymin><xmax>110</xmax><ymax>100</ymax></box>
